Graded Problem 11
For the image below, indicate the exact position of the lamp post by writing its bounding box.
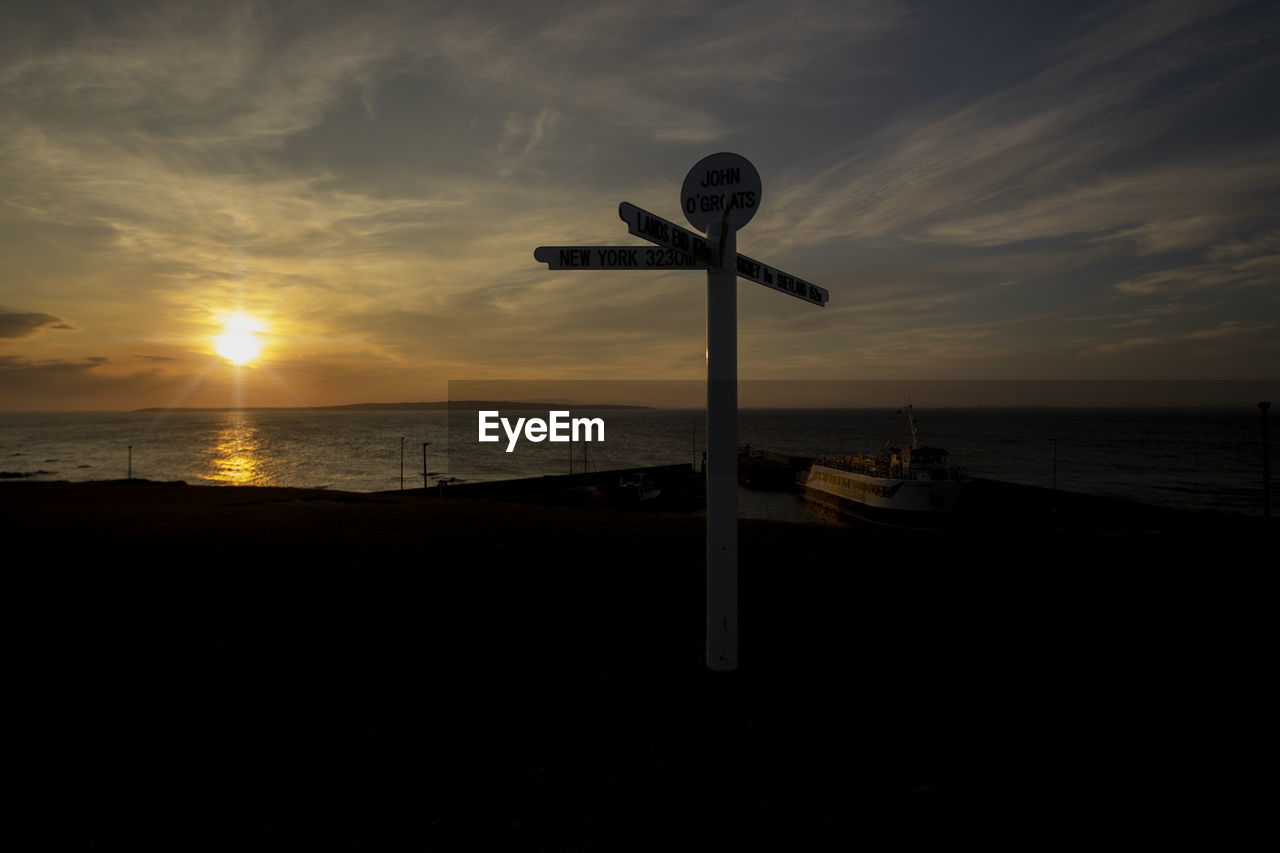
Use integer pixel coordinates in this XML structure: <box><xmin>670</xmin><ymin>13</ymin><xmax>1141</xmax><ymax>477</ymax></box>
<box><xmin>423</xmin><ymin>442</ymin><xmax>432</xmax><ymax>490</ymax></box>
<box><xmin>400</xmin><ymin>436</ymin><xmax>405</xmax><ymax>491</ymax></box>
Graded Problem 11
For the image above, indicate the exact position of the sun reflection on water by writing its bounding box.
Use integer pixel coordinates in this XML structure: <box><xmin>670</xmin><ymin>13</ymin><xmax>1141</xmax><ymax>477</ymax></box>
<box><xmin>208</xmin><ymin>415</ymin><xmax>267</xmax><ymax>485</ymax></box>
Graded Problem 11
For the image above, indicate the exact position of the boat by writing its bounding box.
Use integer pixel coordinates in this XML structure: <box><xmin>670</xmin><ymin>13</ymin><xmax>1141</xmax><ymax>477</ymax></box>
<box><xmin>612</xmin><ymin>471</ymin><xmax>661</xmax><ymax>504</ymax></box>
<box><xmin>800</xmin><ymin>405</ymin><xmax>969</xmax><ymax>527</ymax></box>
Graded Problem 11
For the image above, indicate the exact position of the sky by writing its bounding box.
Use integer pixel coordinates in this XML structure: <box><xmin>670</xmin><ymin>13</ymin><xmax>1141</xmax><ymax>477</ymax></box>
<box><xmin>1</xmin><ymin>0</ymin><xmax>1277</xmax><ymax>410</ymax></box>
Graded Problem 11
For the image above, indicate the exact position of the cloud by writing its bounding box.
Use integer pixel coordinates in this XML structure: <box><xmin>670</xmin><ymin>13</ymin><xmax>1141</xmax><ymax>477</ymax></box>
<box><xmin>0</xmin><ymin>355</ymin><xmax>158</xmax><ymax>410</ymax></box>
<box><xmin>0</xmin><ymin>2</ymin><xmax>438</xmax><ymax>150</ymax></box>
<box><xmin>0</xmin><ymin>311</ymin><xmax>70</xmax><ymax>338</ymax></box>
<box><xmin>1113</xmin><ymin>232</ymin><xmax>1280</xmax><ymax>295</ymax></box>
<box><xmin>1206</xmin><ymin>231</ymin><xmax>1280</xmax><ymax>262</ymax></box>
<box><xmin>1079</xmin><ymin>321</ymin><xmax>1277</xmax><ymax>356</ymax></box>
<box><xmin>0</xmin><ymin>351</ymin><xmax>281</xmax><ymax>411</ymax></box>
<box><xmin>496</xmin><ymin>108</ymin><xmax>561</xmax><ymax>176</ymax></box>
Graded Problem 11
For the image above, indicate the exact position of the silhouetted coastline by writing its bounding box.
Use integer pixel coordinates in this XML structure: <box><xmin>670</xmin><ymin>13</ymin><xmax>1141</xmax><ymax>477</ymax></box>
<box><xmin>9</xmin><ymin>479</ymin><xmax>1269</xmax><ymax>847</ymax></box>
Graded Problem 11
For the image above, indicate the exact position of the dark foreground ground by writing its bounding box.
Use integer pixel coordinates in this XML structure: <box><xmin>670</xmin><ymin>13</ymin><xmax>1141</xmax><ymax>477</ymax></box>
<box><xmin>7</xmin><ymin>481</ymin><xmax>1272</xmax><ymax>849</ymax></box>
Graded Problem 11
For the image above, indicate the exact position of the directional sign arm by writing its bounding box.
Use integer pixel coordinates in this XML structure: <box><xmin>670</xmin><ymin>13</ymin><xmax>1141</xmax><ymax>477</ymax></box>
<box><xmin>534</xmin><ymin>245</ymin><xmax>704</xmax><ymax>270</ymax></box>
<box><xmin>617</xmin><ymin>202</ymin><xmax>828</xmax><ymax>307</ymax></box>
<box><xmin>618</xmin><ymin>202</ymin><xmax>723</xmax><ymax>270</ymax></box>
<box><xmin>733</xmin><ymin>252</ymin><xmax>829</xmax><ymax>307</ymax></box>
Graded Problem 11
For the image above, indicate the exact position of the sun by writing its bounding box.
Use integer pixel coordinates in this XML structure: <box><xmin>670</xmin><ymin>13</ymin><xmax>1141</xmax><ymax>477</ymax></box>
<box><xmin>215</xmin><ymin>314</ymin><xmax>265</xmax><ymax>365</ymax></box>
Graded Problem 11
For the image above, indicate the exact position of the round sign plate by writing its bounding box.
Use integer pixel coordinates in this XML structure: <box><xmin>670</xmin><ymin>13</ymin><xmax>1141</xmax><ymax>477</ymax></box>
<box><xmin>681</xmin><ymin>152</ymin><xmax>762</xmax><ymax>233</ymax></box>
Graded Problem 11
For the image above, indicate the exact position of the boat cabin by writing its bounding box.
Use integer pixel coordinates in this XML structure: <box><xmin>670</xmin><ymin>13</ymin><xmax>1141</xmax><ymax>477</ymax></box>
<box><xmin>890</xmin><ymin>445</ymin><xmax>951</xmax><ymax>480</ymax></box>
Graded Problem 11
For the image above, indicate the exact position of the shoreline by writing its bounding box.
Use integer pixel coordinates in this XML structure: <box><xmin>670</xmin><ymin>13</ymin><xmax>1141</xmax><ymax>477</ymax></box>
<box><xmin>4</xmin><ymin>472</ymin><xmax>1268</xmax><ymax>527</ymax></box>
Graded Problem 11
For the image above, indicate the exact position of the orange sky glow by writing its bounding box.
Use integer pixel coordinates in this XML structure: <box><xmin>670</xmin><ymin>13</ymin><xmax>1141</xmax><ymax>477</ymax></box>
<box><xmin>1</xmin><ymin>1</ymin><xmax>1276</xmax><ymax>410</ymax></box>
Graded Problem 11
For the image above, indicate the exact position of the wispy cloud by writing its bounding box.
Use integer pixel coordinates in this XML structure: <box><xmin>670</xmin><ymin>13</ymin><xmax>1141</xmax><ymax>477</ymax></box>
<box><xmin>761</xmin><ymin>1</ymin><xmax>1280</xmax><ymax>255</ymax></box>
<box><xmin>1079</xmin><ymin>320</ymin><xmax>1277</xmax><ymax>361</ymax></box>
<box><xmin>0</xmin><ymin>312</ymin><xmax>70</xmax><ymax>338</ymax></box>
<box><xmin>1114</xmin><ymin>230</ymin><xmax>1280</xmax><ymax>294</ymax></box>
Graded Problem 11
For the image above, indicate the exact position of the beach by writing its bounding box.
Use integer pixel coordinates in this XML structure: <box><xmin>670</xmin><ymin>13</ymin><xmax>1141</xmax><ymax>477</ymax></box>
<box><xmin>10</xmin><ymin>480</ymin><xmax>1269</xmax><ymax>848</ymax></box>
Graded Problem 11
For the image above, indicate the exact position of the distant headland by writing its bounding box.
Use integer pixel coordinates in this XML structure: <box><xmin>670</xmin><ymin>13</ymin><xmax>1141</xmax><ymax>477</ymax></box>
<box><xmin>131</xmin><ymin>400</ymin><xmax>653</xmax><ymax>413</ymax></box>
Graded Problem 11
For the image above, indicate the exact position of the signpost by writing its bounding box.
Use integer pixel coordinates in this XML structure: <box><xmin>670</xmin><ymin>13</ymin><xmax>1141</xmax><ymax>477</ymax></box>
<box><xmin>533</xmin><ymin>152</ymin><xmax>828</xmax><ymax>671</ymax></box>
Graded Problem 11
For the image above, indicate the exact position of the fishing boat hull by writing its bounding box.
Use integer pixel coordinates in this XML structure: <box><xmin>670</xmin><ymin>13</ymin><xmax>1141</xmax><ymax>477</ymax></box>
<box><xmin>801</xmin><ymin>463</ymin><xmax>968</xmax><ymax>528</ymax></box>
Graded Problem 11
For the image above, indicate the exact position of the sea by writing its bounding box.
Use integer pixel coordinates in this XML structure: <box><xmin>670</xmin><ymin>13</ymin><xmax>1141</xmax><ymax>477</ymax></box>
<box><xmin>1</xmin><ymin>407</ymin><xmax>1273</xmax><ymax>520</ymax></box>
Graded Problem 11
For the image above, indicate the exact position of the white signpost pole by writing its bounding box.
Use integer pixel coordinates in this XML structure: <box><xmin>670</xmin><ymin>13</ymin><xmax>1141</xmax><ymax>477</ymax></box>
<box><xmin>535</xmin><ymin>152</ymin><xmax>824</xmax><ymax>672</ymax></box>
<box><xmin>705</xmin><ymin>215</ymin><xmax>738</xmax><ymax>671</ymax></box>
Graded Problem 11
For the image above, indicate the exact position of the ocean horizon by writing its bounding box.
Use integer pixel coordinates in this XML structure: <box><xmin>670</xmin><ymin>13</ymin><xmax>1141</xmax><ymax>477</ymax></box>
<box><xmin>2</xmin><ymin>406</ymin><xmax>1272</xmax><ymax>519</ymax></box>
